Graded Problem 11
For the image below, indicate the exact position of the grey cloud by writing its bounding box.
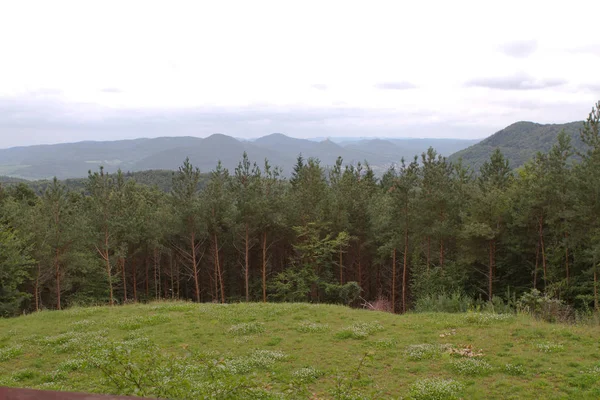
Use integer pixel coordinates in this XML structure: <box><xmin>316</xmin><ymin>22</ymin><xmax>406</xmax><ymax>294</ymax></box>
<box><xmin>466</xmin><ymin>73</ymin><xmax>567</xmax><ymax>90</ymax></box>
<box><xmin>374</xmin><ymin>82</ymin><xmax>417</xmax><ymax>90</ymax></box>
<box><xmin>580</xmin><ymin>83</ymin><xmax>600</xmax><ymax>93</ymax></box>
<box><xmin>101</xmin><ymin>88</ymin><xmax>122</xmax><ymax>93</ymax></box>
<box><xmin>311</xmin><ymin>84</ymin><xmax>328</xmax><ymax>91</ymax></box>
<box><xmin>28</xmin><ymin>88</ymin><xmax>63</xmax><ymax>97</ymax></box>
<box><xmin>566</xmin><ymin>43</ymin><xmax>600</xmax><ymax>55</ymax></box>
<box><xmin>498</xmin><ymin>40</ymin><xmax>538</xmax><ymax>58</ymax></box>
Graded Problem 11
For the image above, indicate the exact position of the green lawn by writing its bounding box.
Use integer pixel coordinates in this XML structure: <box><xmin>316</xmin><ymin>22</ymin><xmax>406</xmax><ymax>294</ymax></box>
<box><xmin>0</xmin><ymin>302</ymin><xmax>599</xmax><ymax>399</ymax></box>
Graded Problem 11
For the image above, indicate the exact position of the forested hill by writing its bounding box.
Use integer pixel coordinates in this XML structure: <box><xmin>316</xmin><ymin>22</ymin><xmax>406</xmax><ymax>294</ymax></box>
<box><xmin>449</xmin><ymin>121</ymin><xmax>585</xmax><ymax>170</ymax></box>
<box><xmin>0</xmin><ymin>134</ymin><xmax>478</xmax><ymax>180</ymax></box>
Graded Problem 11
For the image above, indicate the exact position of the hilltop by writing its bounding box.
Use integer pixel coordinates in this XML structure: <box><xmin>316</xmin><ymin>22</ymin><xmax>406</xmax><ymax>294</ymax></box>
<box><xmin>450</xmin><ymin>121</ymin><xmax>585</xmax><ymax>171</ymax></box>
<box><xmin>0</xmin><ymin>302</ymin><xmax>599</xmax><ymax>399</ymax></box>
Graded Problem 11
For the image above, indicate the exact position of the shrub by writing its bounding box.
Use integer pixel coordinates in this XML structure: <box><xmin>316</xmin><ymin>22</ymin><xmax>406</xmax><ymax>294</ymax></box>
<box><xmin>323</xmin><ymin>281</ymin><xmax>362</xmax><ymax>305</ymax></box>
<box><xmin>414</xmin><ymin>291</ymin><xmax>474</xmax><ymax>313</ymax></box>
<box><xmin>517</xmin><ymin>289</ymin><xmax>574</xmax><ymax>323</ymax></box>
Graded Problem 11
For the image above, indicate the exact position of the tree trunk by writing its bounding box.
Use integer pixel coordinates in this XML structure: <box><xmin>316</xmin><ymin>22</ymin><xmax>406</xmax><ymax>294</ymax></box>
<box><xmin>176</xmin><ymin>257</ymin><xmax>181</xmax><ymax>299</ymax></box>
<box><xmin>339</xmin><ymin>245</ymin><xmax>343</xmax><ymax>285</ymax></box>
<box><xmin>539</xmin><ymin>216</ymin><xmax>547</xmax><ymax>291</ymax></box>
<box><xmin>55</xmin><ymin>248</ymin><xmax>61</xmax><ymax>310</ymax></box>
<box><xmin>402</xmin><ymin>226</ymin><xmax>409</xmax><ymax>313</ymax></box>
<box><xmin>426</xmin><ymin>236</ymin><xmax>431</xmax><ymax>272</ymax></box>
<box><xmin>170</xmin><ymin>252</ymin><xmax>175</xmax><ymax>299</ymax></box>
<box><xmin>439</xmin><ymin>239</ymin><xmax>444</xmax><ymax>270</ymax></box>
<box><xmin>392</xmin><ymin>248</ymin><xmax>396</xmax><ymax>313</ymax></box>
<box><xmin>104</xmin><ymin>228</ymin><xmax>114</xmax><ymax>306</ymax></box>
<box><xmin>534</xmin><ymin>240</ymin><xmax>540</xmax><ymax>290</ymax></box>
<box><xmin>120</xmin><ymin>257</ymin><xmax>127</xmax><ymax>303</ymax></box>
<box><xmin>145</xmin><ymin>255</ymin><xmax>150</xmax><ymax>298</ymax></box>
<box><xmin>34</xmin><ymin>263</ymin><xmax>41</xmax><ymax>312</ymax></box>
<box><xmin>215</xmin><ymin>234</ymin><xmax>225</xmax><ymax>304</ymax></box>
<box><xmin>565</xmin><ymin>231</ymin><xmax>570</xmax><ymax>286</ymax></box>
<box><xmin>132</xmin><ymin>257</ymin><xmax>137</xmax><ymax>302</ymax></box>
<box><xmin>154</xmin><ymin>247</ymin><xmax>160</xmax><ymax>300</ymax></box>
<box><xmin>594</xmin><ymin>256</ymin><xmax>599</xmax><ymax>311</ymax></box>
<box><xmin>245</xmin><ymin>223</ymin><xmax>250</xmax><ymax>302</ymax></box>
<box><xmin>488</xmin><ymin>240</ymin><xmax>494</xmax><ymax>301</ymax></box>
<box><xmin>191</xmin><ymin>231</ymin><xmax>200</xmax><ymax>302</ymax></box>
<box><xmin>262</xmin><ymin>231</ymin><xmax>268</xmax><ymax>303</ymax></box>
<box><xmin>357</xmin><ymin>243</ymin><xmax>362</xmax><ymax>289</ymax></box>
<box><xmin>594</xmin><ymin>267</ymin><xmax>598</xmax><ymax>311</ymax></box>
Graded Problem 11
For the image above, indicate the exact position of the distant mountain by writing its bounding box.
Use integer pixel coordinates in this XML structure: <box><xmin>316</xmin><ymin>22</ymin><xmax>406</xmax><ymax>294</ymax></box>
<box><xmin>449</xmin><ymin>121</ymin><xmax>585</xmax><ymax>171</ymax></box>
<box><xmin>0</xmin><ymin>133</ymin><xmax>479</xmax><ymax>180</ymax></box>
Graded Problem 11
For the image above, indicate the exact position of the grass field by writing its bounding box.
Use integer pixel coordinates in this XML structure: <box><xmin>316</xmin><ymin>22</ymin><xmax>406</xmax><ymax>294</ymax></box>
<box><xmin>0</xmin><ymin>302</ymin><xmax>599</xmax><ymax>399</ymax></box>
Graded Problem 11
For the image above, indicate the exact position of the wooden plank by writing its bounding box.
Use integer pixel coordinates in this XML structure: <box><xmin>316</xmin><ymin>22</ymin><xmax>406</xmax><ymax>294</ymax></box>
<box><xmin>0</xmin><ymin>387</ymin><xmax>156</xmax><ymax>400</ymax></box>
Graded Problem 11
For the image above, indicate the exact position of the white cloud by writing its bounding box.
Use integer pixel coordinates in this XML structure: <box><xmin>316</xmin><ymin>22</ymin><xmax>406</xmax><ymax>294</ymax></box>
<box><xmin>0</xmin><ymin>0</ymin><xmax>599</xmax><ymax>147</ymax></box>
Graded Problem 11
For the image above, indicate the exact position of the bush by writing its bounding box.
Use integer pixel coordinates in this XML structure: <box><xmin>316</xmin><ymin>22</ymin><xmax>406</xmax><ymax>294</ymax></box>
<box><xmin>414</xmin><ymin>291</ymin><xmax>474</xmax><ymax>313</ymax></box>
<box><xmin>517</xmin><ymin>289</ymin><xmax>574</xmax><ymax>323</ymax></box>
<box><xmin>323</xmin><ymin>281</ymin><xmax>362</xmax><ymax>305</ymax></box>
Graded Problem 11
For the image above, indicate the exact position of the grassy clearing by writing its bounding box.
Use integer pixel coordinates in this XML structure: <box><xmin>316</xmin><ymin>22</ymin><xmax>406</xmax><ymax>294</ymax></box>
<box><xmin>0</xmin><ymin>302</ymin><xmax>599</xmax><ymax>399</ymax></box>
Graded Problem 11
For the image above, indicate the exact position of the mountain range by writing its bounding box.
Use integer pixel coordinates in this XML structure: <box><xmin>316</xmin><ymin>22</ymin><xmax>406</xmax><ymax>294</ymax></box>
<box><xmin>0</xmin><ymin>134</ymin><xmax>480</xmax><ymax>180</ymax></box>
<box><xmin>0</xmin><ymin>120</ymin><xmax>589</xmax><ymax>181</ymax></box>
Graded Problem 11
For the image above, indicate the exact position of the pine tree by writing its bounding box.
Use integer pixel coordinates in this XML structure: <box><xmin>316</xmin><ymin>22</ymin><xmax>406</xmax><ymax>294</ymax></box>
<box><xmin>171</xmin><ymin>158</ymin><xmax>203</xmax><ymax>302</ymax></box>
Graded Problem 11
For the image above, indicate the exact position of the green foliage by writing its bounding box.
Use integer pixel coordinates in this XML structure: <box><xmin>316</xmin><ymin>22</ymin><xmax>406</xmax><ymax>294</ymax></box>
<box><xmin>414</xmin><ymin>291</ymin><xmax>474</xmax><ymax>313</ymax></box>
<box><xmin>0</xmin><ymin>225</ymin><xmax>33</xmax><ymax>316</ymax></box>
<box><xmin>517</xmin><ymin>289</ymin><xmax>574</xmax><ymax>323</ymax></box>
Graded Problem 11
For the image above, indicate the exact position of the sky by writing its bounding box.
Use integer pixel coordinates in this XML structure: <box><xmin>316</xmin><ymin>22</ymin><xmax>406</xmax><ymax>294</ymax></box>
<box><xmin>0</xmin><ymin>0</ymin><xmax>599</xmax><ymax>148</ymax></box>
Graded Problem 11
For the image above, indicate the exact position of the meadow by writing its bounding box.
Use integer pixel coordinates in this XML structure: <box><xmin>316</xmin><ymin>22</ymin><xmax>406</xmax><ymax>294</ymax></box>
<box><xmin>0</xmin><ymin>302</ymin><xmax>599</xmax><ymax>399</ymax></box>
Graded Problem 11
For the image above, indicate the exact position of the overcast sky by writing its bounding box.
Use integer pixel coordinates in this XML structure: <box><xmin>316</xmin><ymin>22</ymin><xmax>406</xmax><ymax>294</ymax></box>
<box><xmin>0</xmin><ymin>0</ymin><xmax>599</xmax><ymax>148</ymax></box>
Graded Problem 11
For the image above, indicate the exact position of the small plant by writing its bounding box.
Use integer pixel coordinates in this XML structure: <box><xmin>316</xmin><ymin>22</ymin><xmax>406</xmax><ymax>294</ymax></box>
<box><xmin>228</xmin><ymin>322</ymin><xmax>265</xmax><ymax>336</ymax></box>
<box><xmin>72</xmin><ymin>319</ymin><xmax>97</xmax><ymax>331</ymax></box>
<box><xmin>464</xmin><ymin>312</ymin><xmax>512</xmax><ymax>326</ymax></box>
<box><xmin>372</xmin><ymin>338</ymin><xmax>397</xmax><ymax>349</ymax></box>
<box><xmin>536</xmin><ymin>342</ymin><xmax>564</xmax><ymax>353</ymax></box>
<box><xmin>0</xmin><ymin>345</ymin><xmax>23</xmax><ymax>362</ymax></box>
<box><xmin>449</xmin><ymin>358</ymin><xmax>493</xmax><ymax>376</ymax></box>
<box><xmin>292</xmin><ymin>366</ymin><xmax>324</xmax><ymax>383</ymax></box>
<box><xmin>336</xmin><ymin>321</ymin><xmax>384</xmax><ymax>340</ymax></box>
<box><xmin>503</xmin><ymin>363</ymin><xmax>525</xmax><ymax>376</ymax></box>
<box><xmin>297</xmin><ymin>321</ymin><xmax>330</xmax><ymax>333</ymax></box>
<box><xmin>587</xmin><ymin>365</ymin><xmax>600</xmax><ymax>375</ymax></box>
<box><xmin>116</xmin><ymin>315</ymin><xmax>170</xmax><ymax>330</ymax></box>
<box><xmin>58</xmin><ymin>358</ymin><xmax>88</xmax><ymax>372</ymax></box>
<box><xmin>224</xmin><ymin>350</ymin><xmax>287</xmax><ymax>374</ymax></box>
<box><xmin>409</xmin><ymin>378</ymin><xmax>463</xmax><ymax>400</ymax></box>
<box><xmin>405</xmin><ymin>344</ymin><xmax>448</xmax><ymax>361</ymax></box>
<box><xmin>11</xmin><ymin>369</ymin><xmax>36</xmax><ymax>382</ymax></box>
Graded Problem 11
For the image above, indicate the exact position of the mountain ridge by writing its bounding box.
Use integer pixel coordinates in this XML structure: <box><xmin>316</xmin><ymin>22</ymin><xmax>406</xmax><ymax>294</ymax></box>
<box><xmin>0</xmin><ymin>133</ymin><xmax>481</xmax><ymax>180</ymax></box>
<box><xmin>449</xmin><ymin>120</ymin><xmax>585</xmax><ymax>171</ymax></box>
